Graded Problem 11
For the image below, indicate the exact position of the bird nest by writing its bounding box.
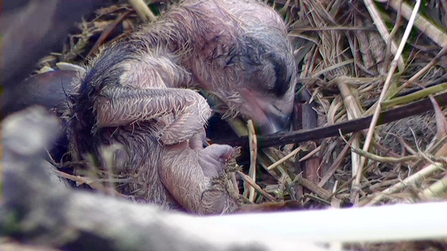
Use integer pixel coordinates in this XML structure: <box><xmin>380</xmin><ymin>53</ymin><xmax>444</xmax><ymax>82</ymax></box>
<box><xmin>34</xmin><ymin>0</ymin><xmax>447</xmax><ymax>250</ymax></box>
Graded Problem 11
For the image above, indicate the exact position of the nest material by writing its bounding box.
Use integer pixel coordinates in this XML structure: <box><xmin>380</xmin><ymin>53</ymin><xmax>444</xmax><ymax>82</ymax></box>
<box><xmin>37</xmin><ymin>0</ymin><xmax>447</xmax><ymax>250</ymax></box>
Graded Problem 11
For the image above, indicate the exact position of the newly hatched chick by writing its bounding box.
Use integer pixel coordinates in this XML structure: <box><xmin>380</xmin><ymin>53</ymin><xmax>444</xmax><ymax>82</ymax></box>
<box><xmin>69</xmin><ymin>0</ymin><xmax>296</xmax><ymax>214</ymax></box>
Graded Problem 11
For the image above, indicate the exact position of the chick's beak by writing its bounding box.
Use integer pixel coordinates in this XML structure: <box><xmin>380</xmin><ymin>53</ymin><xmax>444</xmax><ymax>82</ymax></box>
<box><xmin>258</xmin><ymin>103</ymin><xmax>292</xmax><ymax>134</ymax></box>
<box><xmin>240</xmin><ymin>89</ymin><xmax>293</xmax><ymax>135</ymax></box>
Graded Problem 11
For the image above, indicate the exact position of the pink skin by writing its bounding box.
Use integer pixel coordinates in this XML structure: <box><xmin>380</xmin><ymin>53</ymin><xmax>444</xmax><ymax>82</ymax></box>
<box><xmin>161</xmin><ymin>136</ymin><xmax>237</xmax><ymax>214</ymax></box>
<box><xmin>239</xmin><ymin>88</ymin><xmax>294</xmax><ymax>133</ymax></box>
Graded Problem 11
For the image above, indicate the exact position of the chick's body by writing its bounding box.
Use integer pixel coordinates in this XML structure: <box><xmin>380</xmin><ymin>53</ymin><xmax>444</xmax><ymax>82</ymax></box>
<box><xmin>70</xmin><ymin>0</ymin><xmax>296</xmax><ymax>214</ymax></box>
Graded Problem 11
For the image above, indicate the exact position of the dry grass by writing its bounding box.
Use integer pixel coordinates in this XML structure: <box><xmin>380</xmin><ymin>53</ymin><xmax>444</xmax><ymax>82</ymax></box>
<box><xmin>279</xmin><ymin>0</ymin><xmax>447</xmax><ymax>207</ymax></box>
<box><xmin>36</xmin><ymin>0</ymin><xmax>447</xmax><ymax>249</ymax></box>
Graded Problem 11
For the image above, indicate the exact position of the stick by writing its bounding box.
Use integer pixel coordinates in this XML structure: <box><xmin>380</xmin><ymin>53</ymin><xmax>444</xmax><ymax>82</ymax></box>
<box><xmin>216</xmin><ymin>91</ymin><xmax>447</xmax><ymax>148</ymax></box>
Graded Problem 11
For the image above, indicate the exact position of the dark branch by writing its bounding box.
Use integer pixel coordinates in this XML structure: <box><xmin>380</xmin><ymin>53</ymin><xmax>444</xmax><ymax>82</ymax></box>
<box><xmin>216</xmin><ymin>92</ymin><xmax>447</xmax><ymax>148</ymax></box>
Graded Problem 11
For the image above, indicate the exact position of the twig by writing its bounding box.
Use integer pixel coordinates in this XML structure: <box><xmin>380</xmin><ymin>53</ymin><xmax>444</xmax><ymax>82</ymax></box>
<box><xmin>383</xmin><ymin>82</ymin><xmax>447</xmax><ymax>109</ymax></box>
<box><xmin>362</xmin><ymin>0</ymin><xmax>404</xmax><ymax>71</ymax></box>
<box><xmin>394</xmin><ymin>46</ymin><xmax>447</xmax><ymax>94</ymax></box>
<box><xmin>294</xmin><ymin>175</ymin><xmax>332</xmax><ymax>200</ymax></box>
<box><xmin>237</xmin><ymin>171</ymin><xmax>276</xmax><ymax>202</ymax></box>
<box><xmin>349</xmin><ymin>146</ymin><xmax>421</xmax><ymax>164</ymax></box>
<box><xmin>318</xmin><ymin>139</ymin><xmax>352</xmax><ymax>187</ymax></box>
<box><xmin>216</xmin><ymin>92</ymin><xmax>447</xmax><ymax>148</ymax></box>
<box><xmin>337</xmin><ymin>80</ymin><xmax>364</xmax><ymax>189</ymax></box>
<box><xmin>128</xmin><ymin>0</ymin><xmax>157</xmax><ymax>22</ymax></box>
<box><xmin>267</xmin><ymin>146</ymin><xmax>303</xmax><ymax>171</ymax></box>
<box><xmin>359</xmin><ymin>162</ymin><xmax>445</xmax><ymax>206</ymax></box>
<box><xmin>298</xmin><ymin>145</ymin><xmax>321</xmax><ymax>162</ymax></box>
<box><xmin>87</xmin><ymin>12</ymin><xmax>131</xmax><ymax>58</ymax></box>
<box><xmin>421</xmin><ymin>175</ymin><xmax>447</xmax><ymax>199</ymax></box>
<box><xmin>378</xmin><ymin>0</ymin><xmax>447</xmax><ymax>47</ymax></box>
<box><xmin>246</xmin><ymin>120</ymin><xmax>257</xmax><ymax>202</ymax></box>
<box><xmin>354</xmin><ymin>0</ymin><xmax>422</xmax><ymax>203</ymax></box>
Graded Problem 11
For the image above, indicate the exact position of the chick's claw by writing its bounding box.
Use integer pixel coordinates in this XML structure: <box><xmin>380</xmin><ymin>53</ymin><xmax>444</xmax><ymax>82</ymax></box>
<box><xmin>197</xmin><ymin>144</ymin><xmax>236</xmax><ymax>177</ymax></box>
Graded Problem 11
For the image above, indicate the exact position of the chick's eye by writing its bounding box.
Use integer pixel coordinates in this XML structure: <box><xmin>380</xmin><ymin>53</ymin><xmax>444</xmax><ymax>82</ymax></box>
<box><xmin>271</xmin><ymin>66</ymin><xmax>292</xmax><ymax>97</ymax></box>
<box><xmin>262</xmin><ymin>52</ymin><xmax>294</xmax><ymax>97</ymax></box>
<box><xmin>273</xmin><ymin>104</ymin><xmax>283</xmax><ymax>113</ymax></box>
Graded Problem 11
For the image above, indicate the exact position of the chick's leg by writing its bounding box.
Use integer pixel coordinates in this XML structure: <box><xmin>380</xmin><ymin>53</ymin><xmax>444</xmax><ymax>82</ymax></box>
<box><xmin>160</xmin><ymin>143</ymin><xmax>238</xmax><ymax>215</ymax></box>
<box><xmin>94</xmin><ymin>86</ymin><xmax>212</xmax><ymax>145</ymax></box>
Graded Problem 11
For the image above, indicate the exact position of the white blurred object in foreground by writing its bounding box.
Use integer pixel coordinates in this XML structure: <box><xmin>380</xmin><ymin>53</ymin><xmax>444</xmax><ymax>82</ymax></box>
<box><xmin>200</xmin><ymin>201</ymin><xmax>447</xmax><ymax>243</ymax></box>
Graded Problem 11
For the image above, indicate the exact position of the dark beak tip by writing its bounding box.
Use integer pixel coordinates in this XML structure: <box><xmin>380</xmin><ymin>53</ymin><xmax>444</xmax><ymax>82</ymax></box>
<box><xmin>258</xmin><ymin>113</ymin><xmax>291</xmax><ymax>135</ymax></box>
